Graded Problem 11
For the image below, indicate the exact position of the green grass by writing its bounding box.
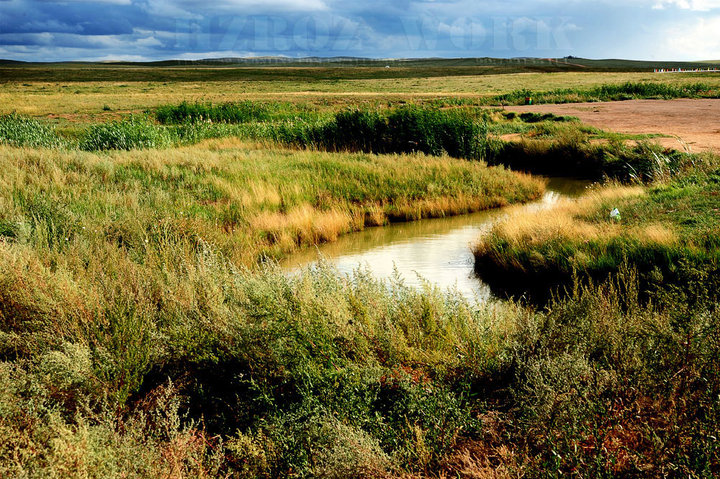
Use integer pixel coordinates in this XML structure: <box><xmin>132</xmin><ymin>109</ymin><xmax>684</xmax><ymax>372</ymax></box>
<box><xmin>486</xmin><ymin>81</ymin><xmax>719</xmax><ymax>106</ymax></box>
<box><xmin>2</xmin><ymin>255</ymin><xmax>719</xmax><ymax>476</ymax></box>
<box><xmin>78</xmin><ymin>115</ymin><xmax>255</xmax><ymax>151</ymax></box>
<box><xmin>0</xmin><ymin>104</ymin><xmax>695</xmax><ymax>184</ymax></box>
<box><xmin>262</xmin><ymin>106</ymin><xmax>489</xmax><ymax>160</ymax></box>
<box><xmin>0</xmin><ymin>113</ymin><xmax>64</xmax><ymax>148</ymax></box>
<box><xmin>473</xmin><ymin>163</ymin><xmax>720</xmax><ymax>303</ymax></box>
<box><xmin>485</xmin><ymin>120</ymin><xmax>697</xmax><ymax>181</ymax></box>
<box><xmin>0</xmin><ymin>141</ymin><xmax>543</xmax><ymax>264</ymax></box>
<box><xmin>155</xmin><ymin>100</ymin><xmax>274</xmax><ymax>124</ymax></box>
<box><xmin>79</xmin><ymin>116</ymin><xmax>173</xmax><ymax>150</ymax></box>
<box><xmin>3</xmin><ymin>105</ymin><xmax>492</xmax><ymax>160</ymax></box>
<box><xmin>0</xmin><ymin>104</ymin><xmax>700</xmax><ymax>190</ymax></box>
<box><xmin>153</xmin><ymin>100</ymin><xmax>321</xmax><ymax>125</ymax></box>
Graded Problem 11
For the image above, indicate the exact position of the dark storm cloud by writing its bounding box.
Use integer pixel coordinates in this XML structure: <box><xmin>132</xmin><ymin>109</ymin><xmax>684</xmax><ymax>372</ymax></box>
<box><xmin>0</xmin><ymin>0</ymin><xmax>718</xmax><ymax>61</ymax></box>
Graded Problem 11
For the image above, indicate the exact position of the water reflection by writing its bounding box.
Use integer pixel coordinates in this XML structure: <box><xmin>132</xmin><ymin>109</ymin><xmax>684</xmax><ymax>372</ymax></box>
<box><xmin>281</xmin><ymin>178</ymin><xmax>590</xmax><ymax>302</ymax></box>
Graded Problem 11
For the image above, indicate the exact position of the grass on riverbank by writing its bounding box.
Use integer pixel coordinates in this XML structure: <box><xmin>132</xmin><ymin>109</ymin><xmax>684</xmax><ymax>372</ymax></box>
<box><xmin>0</xmin><ymin>140</ymin><xmax>543</xmax><ymax>267</ymax></box>
<box><xmin>2</xmin><ymin>255</ymin><xmax>718</xmax><ymax>477</ymax></box>
<box><xmin>473</xmin><ymin>161</ymin><xmax>720</xmax><ymax>302</ymax></box>
<box><xmin>0</xmin><ymin>137</ymin><xmax>548</xmax><ymax>477</ymax></box>
<box><xmin>486</xmin><ymin>128</ymin><xmax>694</xmax><ymax>181</ymax></box>
<box><xmin>0</xmin><ymin>104</ymin><xmax>694</xmax><ymax>186</ymax></box>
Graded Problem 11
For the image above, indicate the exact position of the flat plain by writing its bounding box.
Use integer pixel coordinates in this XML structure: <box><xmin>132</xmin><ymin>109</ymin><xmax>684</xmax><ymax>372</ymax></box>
<box><xmin>1</xmin><ymin>63</ymin><xmax>720</xmax><ymax>477</ymax></box>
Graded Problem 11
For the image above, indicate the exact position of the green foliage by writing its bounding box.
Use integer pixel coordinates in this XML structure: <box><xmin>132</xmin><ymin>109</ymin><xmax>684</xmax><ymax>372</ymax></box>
<box><xmin>488</xmin><ymin>129</ymin><xmax>697</xmax><ymax>182</ymax></box>
<box><xmin>12</xmin><ymin>190</ymin><xmax>79</xmax><ymax>250</ymax></box>
<box><xmin>0</xmin><ymin>113</ymin><xmax>62</xmax><ymax>148</ymax></box>
<box><xmin>2</xmin><ymin>254</ymin><xmax>720</xmax><ymax>476</ymax></box>
<box><xmin>155</xmin><ymin>101</ymin><xmax>273</xmax><ymax>124</ymax></box>
<box><xmin>517</xmin><ymin>112</ymin><xmax>575</xmax><ymax>123</ymax></box>
<box><xmin>474</xmin><ymin>166</ymin><xmax>720</xmax><ymax>304</ymax></box>
<box><xmin>80</xmin><ymin>116</ymin><xmax>172</xmax><ymax>151</ymax></box>
<box><xmin>0</xmin><ymin>219</ymin><xmax>18</xmax><ymax>240</ymax></box>
<box><xmin>273</xmin><ymin>106</ymin><xmax>489</xmax><ymax>160</ymax></box>
<box><xmin>490</xmin><ymin>81</ymin><xmax>718</xmax><ymax>106</ymax></box>
<box><xmin>503</xmin><ymin>270</ymin><xmax>720</xmax><ymax>476</ymax></box>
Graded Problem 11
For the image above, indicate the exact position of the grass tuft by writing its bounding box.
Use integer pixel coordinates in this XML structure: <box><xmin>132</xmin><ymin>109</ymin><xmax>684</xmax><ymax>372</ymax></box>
<box><xmin>0</xmin><ymin>113</ymin><xmax>63</xmax><ymax>148</ymax></box>
<box><xmin>80</xmin><ymin>116</ymin><xmax>171</xmax><ymax>151</ymax></box>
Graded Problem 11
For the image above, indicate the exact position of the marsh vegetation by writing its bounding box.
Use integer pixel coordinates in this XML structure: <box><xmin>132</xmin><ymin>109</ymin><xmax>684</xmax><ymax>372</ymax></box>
<box><xmin>0</xmin><ymin>70</ymin><xmax>719</xmax><ymax>477</ymax></box>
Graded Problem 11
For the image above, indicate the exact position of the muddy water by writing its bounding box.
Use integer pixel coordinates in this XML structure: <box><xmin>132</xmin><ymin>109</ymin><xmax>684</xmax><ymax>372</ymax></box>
<box><xmin>281</xmin><ymin>178</ymin><xmax>590</xmax><ymax>302</ymax></box>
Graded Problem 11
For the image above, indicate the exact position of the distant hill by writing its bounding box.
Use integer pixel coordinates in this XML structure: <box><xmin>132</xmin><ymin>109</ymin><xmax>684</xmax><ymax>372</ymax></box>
<box><xmin>3</xmin><ymin>56</ymin><xmax>719</xmax><ymax>69</ymax></box>
<box><xmin>1</xmin><ymin>56</ymin><xmax>718</xmax><ymax>83</ymax></box>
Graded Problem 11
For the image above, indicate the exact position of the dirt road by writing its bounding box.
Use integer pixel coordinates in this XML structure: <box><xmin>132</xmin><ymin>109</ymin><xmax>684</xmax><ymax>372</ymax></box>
<box><xmin>506</xmin><ymin>98</ymin><xmax>720</xmax><ymax>153</ymax></box>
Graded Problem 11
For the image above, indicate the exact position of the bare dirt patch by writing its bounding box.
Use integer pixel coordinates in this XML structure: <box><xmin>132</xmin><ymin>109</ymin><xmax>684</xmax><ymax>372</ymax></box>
<box><xmin>506</xmin><ymin>99</ymin><xmax>720</xmax><ymax>153</ymax></box>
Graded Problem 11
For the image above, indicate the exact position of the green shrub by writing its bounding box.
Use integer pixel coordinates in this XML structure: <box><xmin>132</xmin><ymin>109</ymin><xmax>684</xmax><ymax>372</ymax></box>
<box><xmin>518</xmin><ymin>112</ymin><xmax>573</xmax><ymax>123</ymax></box>
<box><xmin>488</xmin><ymin>134</ymin><xmax>696</xmax><ymax>182</ymax></box>
<box><xmin>0</xmin><ymin>219</ymin><xmax>18</xmax><ymax>240</ymax></box>
<box><xmin>386</xmin><ymin>107</ymin><xmax>485</xmax><ymax>159</ymax></box>
<box><xmin>323</xmin><ymin>109</ymin><xmax>387</xmax><ymax>152</ymax></box>
<box><xmin>503</xmin><ymin>271</ymin><xmax>720</xmax><ymax>476</ymax></box>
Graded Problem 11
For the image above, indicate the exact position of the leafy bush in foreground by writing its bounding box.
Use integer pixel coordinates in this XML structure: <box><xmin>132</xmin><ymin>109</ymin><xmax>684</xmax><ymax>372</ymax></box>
<box><xmin>1</xmin><ymin>255</ymin><xmax>719</xmax><ymax>477</ymax></box>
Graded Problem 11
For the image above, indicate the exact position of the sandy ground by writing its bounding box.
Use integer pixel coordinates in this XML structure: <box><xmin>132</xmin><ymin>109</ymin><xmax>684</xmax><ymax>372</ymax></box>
<box><xmin>506</xmin><ymin>98</ymin><xmax>720</xmax><ymax>153</ymax></box>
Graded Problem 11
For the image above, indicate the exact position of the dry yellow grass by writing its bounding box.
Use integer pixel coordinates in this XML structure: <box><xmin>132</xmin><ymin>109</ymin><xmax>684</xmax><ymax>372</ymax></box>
<box><xmin>3</xmin><ymin>71</ymin><xmax>717</xmax><ymax>118</ymax></box>
<box><xmin>475</xmin><ymin>185</ymin><xmax>678</xmax><ymax>256</ymax></box>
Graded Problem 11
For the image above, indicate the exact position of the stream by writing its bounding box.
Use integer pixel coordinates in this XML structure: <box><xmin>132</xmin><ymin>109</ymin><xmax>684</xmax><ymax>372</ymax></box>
<box><xmin>281</xmin><ymin>178</ymin><xmax>590</xmax><ymax>302</ymax></box>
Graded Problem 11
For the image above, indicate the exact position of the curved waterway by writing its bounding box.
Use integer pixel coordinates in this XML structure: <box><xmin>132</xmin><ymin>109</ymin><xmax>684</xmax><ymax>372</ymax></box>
<box><xmin>281</xmin><ymin>178</ymin><xmax>591</xmax><ymax>302</ymax></box>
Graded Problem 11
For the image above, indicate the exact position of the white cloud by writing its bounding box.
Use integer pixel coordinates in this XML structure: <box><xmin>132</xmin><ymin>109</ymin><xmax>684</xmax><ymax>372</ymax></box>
<box><xmin>653</xmin><ymin>0</ymin><xmax>720</xmax><ymax>10</ymax></box>
<box><xmin>660</xmin><ymin>16</ymin><xmax>720</xmax><ymax>58</ymax></box>
<box><xmin>171</xmin><ymin>0</ymin><xmax>328</xmax><ymax>12</ymax></box>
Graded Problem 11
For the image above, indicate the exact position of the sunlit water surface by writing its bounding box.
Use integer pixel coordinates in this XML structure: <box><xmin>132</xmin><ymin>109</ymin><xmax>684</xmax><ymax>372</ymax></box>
<box><xmin>281</xmin><ymin>178</ymin><xmax>590</xmax><ymax>302</ymax></box>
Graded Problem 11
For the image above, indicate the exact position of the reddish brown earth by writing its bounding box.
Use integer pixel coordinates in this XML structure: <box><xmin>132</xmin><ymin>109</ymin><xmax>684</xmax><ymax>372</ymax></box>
<box><xmin>506</xmin><ymin>98</ymin><xmax>720</xmax><ymax>153</ymax></box>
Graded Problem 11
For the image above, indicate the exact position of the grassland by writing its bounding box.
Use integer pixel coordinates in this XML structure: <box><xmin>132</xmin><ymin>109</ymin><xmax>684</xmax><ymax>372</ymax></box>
<box><xmin>1</xmin><ymin>66</ymin><xmax>720</xmax><ymax>477</ymax></box>
<box><xmin>3</xmin><ymin>70</ymin><xmax>720</xmax><ymax>119</ymax></box>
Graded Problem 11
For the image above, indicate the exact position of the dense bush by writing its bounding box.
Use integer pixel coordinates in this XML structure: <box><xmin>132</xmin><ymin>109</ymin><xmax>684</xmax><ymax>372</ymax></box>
<box><xmin>504</xmin><ymin>270</ymin><xmax>720</xmax><ymax>476</ymax></box>
<box><xmin>2</xmin><ymin>258</ymin><xmax>719</xmax><ymax>476</ymax></box>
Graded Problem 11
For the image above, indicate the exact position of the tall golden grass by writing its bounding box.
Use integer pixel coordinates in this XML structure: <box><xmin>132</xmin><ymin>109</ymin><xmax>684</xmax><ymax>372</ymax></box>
<box><xmin>474</xmin><ymin>185</ymin><xmax>678</xmax><ymax>259</ymax></box>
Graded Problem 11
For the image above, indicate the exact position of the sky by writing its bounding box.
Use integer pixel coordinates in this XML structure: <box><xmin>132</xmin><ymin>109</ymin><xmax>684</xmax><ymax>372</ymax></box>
<box><xmin>0</xmin><ymin>0</ymin><xmax>718</xmax><ymax>62</ymax></box>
